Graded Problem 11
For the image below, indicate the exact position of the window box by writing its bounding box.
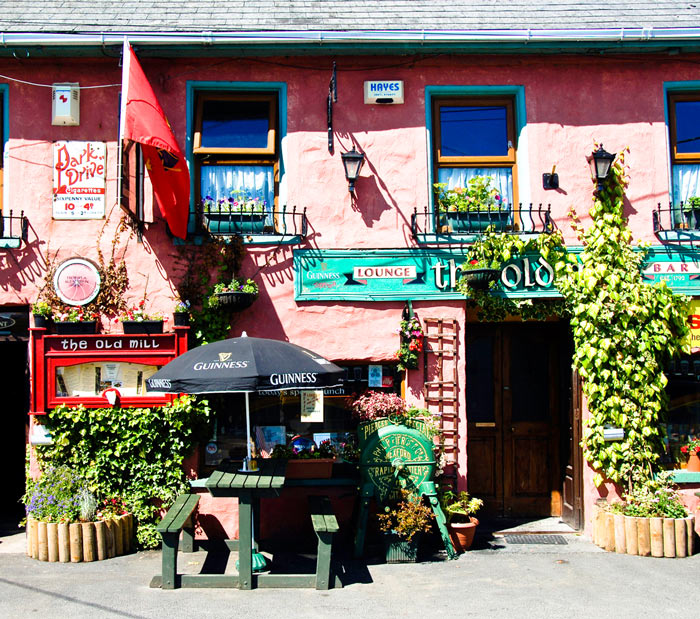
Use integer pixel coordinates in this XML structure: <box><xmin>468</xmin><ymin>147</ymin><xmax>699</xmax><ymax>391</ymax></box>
<box><xmin>55</xmin><ymin>321</ymin><xmax>97</xmax><ymax>335</ymax></box>
<box><xmin>203</xmin><ymin>212</ymin><xmax>267</xmax><ymax>234</ymax></box>
<box><xmin>284</xmin><ymin>458</ymin><xmax>334</xmax><ymax>479</ymax></box>
<box><xmin>442</xmin><ymin>210</ymin><xmax>510</xmax><ymax>233</ymax></box>
<box><xmin>121</xmin><ymin>320</ymin><xmax>164</xmax><ymax>335</ymax></box>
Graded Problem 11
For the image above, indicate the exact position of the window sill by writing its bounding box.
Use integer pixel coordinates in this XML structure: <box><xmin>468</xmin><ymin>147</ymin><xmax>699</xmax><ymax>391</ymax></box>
<box><xmin>414</xmin><ymin>231</ymin><xmax>543</xmax><ymax>245</ymax></box>
<box><xmin>669</xmin><ymin>470</ymin><xmax>700</xmax><ymax>484</ymax></box>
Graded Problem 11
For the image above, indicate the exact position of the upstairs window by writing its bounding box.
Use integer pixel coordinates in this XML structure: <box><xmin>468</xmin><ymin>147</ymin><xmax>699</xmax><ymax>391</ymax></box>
<box><xmin>669</xmin><ymin>93</ymin><xmax>700</xmax><ymax>224</ymax></box>
<box><xmin>193</xmin><ymin>93</ymin><xmax>278</xmax><ymax>234</ymax></box>
<box><xmin>432</xmin><ymin>97</ymin><xmax>517</xmax><ymax>233</ymax></box>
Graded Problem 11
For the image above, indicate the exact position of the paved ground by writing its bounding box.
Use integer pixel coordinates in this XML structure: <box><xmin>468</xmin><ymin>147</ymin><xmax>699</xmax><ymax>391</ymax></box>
<box><xmin>1</xmin><ymin>523</ymin><xmax>699</xmax><ymax>619</ymax></box>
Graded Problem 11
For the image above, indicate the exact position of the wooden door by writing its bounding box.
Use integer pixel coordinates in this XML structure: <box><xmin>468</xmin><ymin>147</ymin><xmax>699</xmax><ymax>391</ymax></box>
<box><xmin>466</xmin><ymin>324</ymin><xmax>563</xmax><ymax>518</ymax></box>
<box><xmin>561</xmin><ymin>369</ymin><xmax>583</xmax><ymax>529</ymax></box>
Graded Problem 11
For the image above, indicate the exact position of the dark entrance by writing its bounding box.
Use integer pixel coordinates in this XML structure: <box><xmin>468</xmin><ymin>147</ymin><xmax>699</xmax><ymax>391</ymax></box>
<box><xmin>466</xmin><ymin>322</ymin><xmax>577</xmax><ymax>521</ymax></box>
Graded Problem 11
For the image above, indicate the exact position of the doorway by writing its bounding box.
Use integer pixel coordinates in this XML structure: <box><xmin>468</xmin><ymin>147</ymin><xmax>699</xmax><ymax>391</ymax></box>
<box><xmin>466</xmin><ymin>322</ymin><xmax>576</xmax><ymax>521</ymax></box>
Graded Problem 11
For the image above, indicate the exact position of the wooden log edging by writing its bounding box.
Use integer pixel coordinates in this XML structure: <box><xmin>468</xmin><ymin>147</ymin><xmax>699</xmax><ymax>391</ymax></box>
<box><xmin>26</xmin><ymin>514</ymin><xmax>134</xmax><ymax>562</ymax></box>
<box><xmin>592</xmin><ymin>506</ymin><xmax>696</xmax><ymax>558</ymax></box>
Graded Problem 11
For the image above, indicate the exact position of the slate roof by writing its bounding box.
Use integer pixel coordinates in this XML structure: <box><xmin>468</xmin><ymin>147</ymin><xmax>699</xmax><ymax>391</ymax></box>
<box><xmin>1</xmin><ymin>0</ymin><xmax>700</xmax><ymax>33</ymax></box>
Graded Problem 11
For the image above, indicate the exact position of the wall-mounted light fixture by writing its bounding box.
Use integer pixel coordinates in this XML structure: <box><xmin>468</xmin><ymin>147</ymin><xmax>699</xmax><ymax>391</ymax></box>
<box><xmin>542</xmin><ymin>164</ymin><xmax>559</xmax><ymax>190</ymax></box>
<box><xmin>589</xmin><ymin>144</ymin><xmax>616</xmax><ymax>192</ymax></box>
<box><xmin>341</xmin><ymin>147</ymin><xmax>365</xmax><ymax>193</ymax></box>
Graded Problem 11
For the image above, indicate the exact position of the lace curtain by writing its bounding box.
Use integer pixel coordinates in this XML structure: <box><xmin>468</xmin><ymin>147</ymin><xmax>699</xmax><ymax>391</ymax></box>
<box><xmin>200</xmin><ymin>164</ymin><xmax>274</xmax><ymax>221</ymax></box>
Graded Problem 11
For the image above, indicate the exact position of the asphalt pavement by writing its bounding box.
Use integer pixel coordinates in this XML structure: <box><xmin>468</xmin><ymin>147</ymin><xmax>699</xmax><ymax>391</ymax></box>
<box><xmin>1</xmin><ymin>523</ymin><xmax>699</xmax><ymax>619</ymax></box>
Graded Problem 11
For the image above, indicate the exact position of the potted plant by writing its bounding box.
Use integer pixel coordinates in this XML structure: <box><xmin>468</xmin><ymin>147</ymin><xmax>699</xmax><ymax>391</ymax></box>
<box><xmin>439</xmin><ymin>490</ymin><xmax>483</xmax><ymax>552</ymax></box>
<box><xmin>434</xmin><ymin>175</ymin><xmax>510</xmax><ymax>232</ymax></box>
<box><xmin>396</xmin><ymin>314</ymin><xmax>424</xmax><ymax>371</ymax></box>
<box><xmin>680</xmin><ymin>437</ymin><xmax>700</xmax><ymax>472</ymax></box>
<box><xmin>31</xmin><ymin>301</ymin><xmax>53</xmax><ymax>328</ymax></box>
<box><xmin>201</xmin><ymin>191</ymin><xmax>267</xmax><ymax>234</ymax></box>
<box><xmin>173</xmin><ymin>300</ymin><xmax>191</xmax><ymax>327</ymax></box>
<box><xmin>460</xmin><ymin>256</ymin><xmax>501</xmax><ymax>291</ymax></box>
<box><xmin>23</xmin><ymin>465</ymin><xmax>133</xmax><ymax>562</ymax></box>
<box><xmin>270</xmin><ymin>438</ymin><xmax>337</xmax><ymax>479</ymax></box>
<box><xmin>682</xmin><ymin>196</ymin><xmax>700</xmax><ymax>229</ymax></box>
<box><xmin>117</xmin><ymin>300</ymin><xmax>165</xmax><ymax>334</ymax></box>
<box><xmin>54</xmin><ymin>307</ymin><xmax>99</xmax><ymax>334</ymax></box>
<box><xmin>209</xmin><ymin>277</ymin><xmax>259</xmax><ymax>311</ymax></box>
<box><xmin>377</xmin><ymin>489</ymin><xmax>435</xmax><ymax>562</ymax></box>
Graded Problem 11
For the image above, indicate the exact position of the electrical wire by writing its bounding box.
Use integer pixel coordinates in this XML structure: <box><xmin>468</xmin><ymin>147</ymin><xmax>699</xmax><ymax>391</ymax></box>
<box><xmin>0</xmin><ymin>74</ymin><xmax>120</xmax><ymax>89</ymax></box>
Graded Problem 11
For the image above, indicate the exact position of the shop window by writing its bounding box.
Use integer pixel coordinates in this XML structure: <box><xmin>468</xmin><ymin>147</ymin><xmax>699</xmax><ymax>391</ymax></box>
<box><xmin>432</xmin><ymin>97</ymin><xmax>517</xmax><ymax>228</ymax></box>
<box><xmin>663</xmin><ymin>355</ymin><xmax>700</xmax><ymax>466</ymax></box>
<box><xmin>202</xmin><ymin>362</ymin><xmax>400</xmax><ymax>469</ymax></box>
<box><xmin>193</xmin><ymin>92</ymin><xmax>278</xmax><ymax>235</ymax></box>
<box><xmin>668</xmin><ymin>93</ymin><xmax>700</xmax><ymax>222</ymax></box>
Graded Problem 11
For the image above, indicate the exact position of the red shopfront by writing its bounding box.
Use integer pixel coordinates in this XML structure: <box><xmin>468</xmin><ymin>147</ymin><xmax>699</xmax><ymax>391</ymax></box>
<box><xmin>29</xmin><ymin>327</ymin><xmax>189</xmax><ymax>420</ymax></box>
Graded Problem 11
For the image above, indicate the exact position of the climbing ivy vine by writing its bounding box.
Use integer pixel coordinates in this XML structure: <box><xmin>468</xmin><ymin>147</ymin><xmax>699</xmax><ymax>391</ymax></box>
<box><xmin>36</xmin><ymin>396</ymin><xmax>212</xmax><ymax>549</ymax></box>
<box><xmin>459</xmin><ymin>148</ymin><xmax>690</xmax><ymax>490</ymax></box>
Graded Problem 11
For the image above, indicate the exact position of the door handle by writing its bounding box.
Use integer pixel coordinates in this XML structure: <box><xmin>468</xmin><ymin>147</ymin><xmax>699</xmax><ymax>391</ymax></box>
<box><xmin>511</xmin><ymin>427</ymin><xmax>515</xmax><ymax>432</ymax></box>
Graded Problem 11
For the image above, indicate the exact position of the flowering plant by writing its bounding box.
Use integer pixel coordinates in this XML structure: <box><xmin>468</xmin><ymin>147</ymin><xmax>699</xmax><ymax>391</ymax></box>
<box><xmin>212</xmin><ymin>278</ymin><xmax>259</xmax><ymax>296</ymax></box>
<box><xmin>351</xmin><ymin>390</ymin><xmax>407</xmax><ymax>422</ymax></box>
<box><xmin>607</xmin><ymin>472</ymin><xmax>688</xmax><ymax>519</ymax></box>
<box><xmin>174</xmin><ymin>300</ymin><xmax>191</xmax><ymax>314</ymax></box>
<box><xmin>23</xmin><ymin>465</ymin><xmax>93</xmax><ymax>523</ymax></box>
<box><xmin>31</xmin><ymin>301</ymin><xmax>53</xmax><ymax>317</ymax></box>
<box><xmin>96</xmin><ymin>497</ymin><xmax>129</xmax><ymax>520</ymax></box>
<box><xmin>434</xmin><ymin>176</ymin><xmax>507</xmax><ymax>213</ymax></box>
<box><xmin>680</xmin><ymin>437</ymin><xmax>700</xmax><ymax>456</ymax></box>
<box><xmin>377</xmin><ymin>489</ymin><xmax>435</xmax><ymax>542</ymax></box>
<box><xmin>117</xmin><ymin>300</ymin><xmax>164</xmax><ymax>322</ymax></box>
<box><xmin>396</xmin><ymin>315</ymin><xmax>424</xmax><ymax>371</ymax></box>
<box><xmin>202</xmin><ymin>190</ymin><xmax>266</xmax><ymax>215</ymax></box>
<box><xmin>55</xmin><ymin>306</ymin><xmax>99</xmax><ymax>323</ymax></box>
<box><xmin>270</xmin><ymin>439</ymin><xmax>338</xmax><ymax>460</ymax></box>
<box><xmin>439</xmin><ymin>490</ymin><xmax>483</xmax><ymax>524</ymax></box>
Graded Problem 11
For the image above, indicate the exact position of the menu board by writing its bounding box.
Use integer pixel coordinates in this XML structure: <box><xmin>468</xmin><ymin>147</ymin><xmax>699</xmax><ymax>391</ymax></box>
<box><xmin>55</xmin><ymin>362</ymin><xmax>159</xmax><ymax>398</ymax></box>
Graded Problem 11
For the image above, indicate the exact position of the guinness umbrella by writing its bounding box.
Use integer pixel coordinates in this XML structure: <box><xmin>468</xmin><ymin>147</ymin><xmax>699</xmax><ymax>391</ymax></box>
<box><xmin>145</xmin><ymin>333</ymin><xmax>344</xmax><ymax>468</ymax></box>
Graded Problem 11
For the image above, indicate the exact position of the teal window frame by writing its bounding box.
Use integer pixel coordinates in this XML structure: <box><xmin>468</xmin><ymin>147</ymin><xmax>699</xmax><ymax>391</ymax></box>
<box><xmin>186</xmin><ymin>81</ymin><xmax>287</xmax><ymax>242</ymax></box>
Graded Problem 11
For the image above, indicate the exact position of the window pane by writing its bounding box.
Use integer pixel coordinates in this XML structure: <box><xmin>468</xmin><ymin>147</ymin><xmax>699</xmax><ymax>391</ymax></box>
<box><xmin>440</xmin><ymin>105</ymin><xmax>508</xmax><ymax>157</ymax></box>
<box><xmin>201</xmin><ymin>100</ymin><xmax>270</xmax><ymax>149</ymax></box>
<box><xmin>675</xmin><ymin>100</ymin><xmax>700</xmax><ymax>154</ymax></box>
<box><xmin>466</xmin><ymin>332</ymin><xmax>495</xmax><ymax>423</ymax></box>
<box><xmin>201</xmin><ymin>164</ymin><xmax>274</xmax><ymax>213</ymax></box>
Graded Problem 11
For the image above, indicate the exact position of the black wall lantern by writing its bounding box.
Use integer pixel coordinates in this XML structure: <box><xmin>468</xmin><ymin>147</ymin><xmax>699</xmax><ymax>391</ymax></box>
<box><xmin>341</xmin><ymin>147</ymin><xmax>365</xmax><ymax>193</ymax></box>
<box><xmin>590</xmin><ymin>144</ymin><xmax>616</xmax><ymax>192</ymax></box>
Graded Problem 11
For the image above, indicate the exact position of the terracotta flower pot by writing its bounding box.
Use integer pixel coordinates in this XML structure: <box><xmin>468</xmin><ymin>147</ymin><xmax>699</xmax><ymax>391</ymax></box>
<box><xmin>447</xmin><ymin>517</ymin><xmax>479</xmax><ymax>553</ymax></box>
<box><xmin>687</xmin><ymin>452</ymin><xmax>700</xmax><ymax>472</ymax></box>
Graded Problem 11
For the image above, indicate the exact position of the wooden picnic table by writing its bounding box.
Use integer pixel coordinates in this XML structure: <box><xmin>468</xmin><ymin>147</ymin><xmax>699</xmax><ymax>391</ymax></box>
<box><xmin>205</xmin><ymin>458</ymin><xmax>288</xmax><ymax>589</ymax></box>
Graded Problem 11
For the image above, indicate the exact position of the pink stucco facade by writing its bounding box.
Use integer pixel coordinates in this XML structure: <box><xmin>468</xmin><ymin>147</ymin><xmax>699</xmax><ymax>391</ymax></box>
<box><xmin>4</xmin><ymin>49</ymin><xmax>700</xmax><ymax>538</ymax></box>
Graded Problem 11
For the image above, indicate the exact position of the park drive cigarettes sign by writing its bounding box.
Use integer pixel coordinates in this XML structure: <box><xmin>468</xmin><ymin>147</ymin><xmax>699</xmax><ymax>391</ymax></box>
<box><xmin>53</xmin><ymin>141</ymin><xmax>106</xmax><ymax>219</ymax></box>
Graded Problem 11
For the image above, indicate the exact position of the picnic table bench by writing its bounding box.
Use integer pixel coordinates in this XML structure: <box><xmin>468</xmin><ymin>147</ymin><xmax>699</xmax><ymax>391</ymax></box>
<box><xmin>152</xmin><ymin>459</ymin><xmax>343</xmax><ymax>590</ymax></box>
<box><xmin>155</xmin><ymin>493</ymin><xmax>200</xmax><ymax>589</ymax></box>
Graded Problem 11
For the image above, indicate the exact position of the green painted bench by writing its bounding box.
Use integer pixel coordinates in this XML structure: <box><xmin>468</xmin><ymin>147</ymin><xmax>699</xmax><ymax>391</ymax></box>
<box><xmin>155</xmin><ymin>494</ymin><xmax>200</xmax><ymax>589</ymax></box>
<box><xmin>308</xmin><ymin>495</ymin><xmax>341</xmax><ymax>590</ymax></box>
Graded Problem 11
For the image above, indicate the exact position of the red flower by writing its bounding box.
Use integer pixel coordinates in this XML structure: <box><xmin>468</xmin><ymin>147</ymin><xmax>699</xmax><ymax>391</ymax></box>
<box><xmin>469</xmin><ymin>259</ymin><xmax>478</xmax><ymax>265</ymax></box>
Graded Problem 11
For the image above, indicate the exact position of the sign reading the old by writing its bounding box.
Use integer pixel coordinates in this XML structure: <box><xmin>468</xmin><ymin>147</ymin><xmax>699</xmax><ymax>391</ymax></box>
<box><xmin>53</xmin><ymin>140</ymin><xmax>106</xmax><ymax>219</ymax></box>
<box><xmin>294</xmin><ymin>249</ymin><xmax>558</xmax><ymax>301</ymax></box>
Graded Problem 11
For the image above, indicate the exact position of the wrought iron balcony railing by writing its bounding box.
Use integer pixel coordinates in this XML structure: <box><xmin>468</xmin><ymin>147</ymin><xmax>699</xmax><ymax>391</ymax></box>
<box><xmin>0</xmin><ymin>210</ymin><xmax>28</xmax><ymax>248</ymax></box>
<box><xmin>653</xmin><ymin>202</ymin><xmax>700</xmax><ymax>235</ymax></box>
<box><xmin>194</xmin><ymin>206</ymin><xmax>307</xmax><ymax>240</ymax></box>
<box><xmin>411</xmin><ymin>204</ymin><xmax>555</xmax><ymax>242</ymax></box>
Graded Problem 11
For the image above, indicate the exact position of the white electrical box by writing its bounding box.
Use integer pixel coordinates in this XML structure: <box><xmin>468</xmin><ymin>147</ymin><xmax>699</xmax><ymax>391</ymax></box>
<box><xmin>52</xmin><ymin>83</ymin><xmax>80</xmax><ymax>126</ymax></box>
<box><xmin>364</xmin><ymin>80</ymin><xmax>404</xmax><ymax>104</ymax></box>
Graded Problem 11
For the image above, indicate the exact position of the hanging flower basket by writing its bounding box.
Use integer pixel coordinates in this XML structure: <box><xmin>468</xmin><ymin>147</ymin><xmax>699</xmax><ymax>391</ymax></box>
<box><xmin>121</xmin><ymin>320</ymin><xmax>164</xmax><ymax>335</ymax></box>
<box><xmin>462</xmin><ymin>268</ymin><xmax>500</xmax><ymax>291</ymax></box>
<box><xmin>212</xmin><ymin>292</ymin><xmax>257</xmax><ymax>311</ymax></box>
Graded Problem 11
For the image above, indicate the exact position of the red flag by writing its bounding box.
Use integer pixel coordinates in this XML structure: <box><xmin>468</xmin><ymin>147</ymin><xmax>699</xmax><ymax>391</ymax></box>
<box><xmin>120</xmin><ymin>40</ymin><xmax>189</xmax><ymax>239</ymax></box>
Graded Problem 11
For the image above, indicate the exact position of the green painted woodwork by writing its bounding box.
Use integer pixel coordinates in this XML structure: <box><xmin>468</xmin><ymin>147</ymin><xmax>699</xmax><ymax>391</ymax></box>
<box><xmin>354</xmin><ymin>419</ymin><xmax>457</xmax><ymax>560</ymax></box>
<box><xmin>155</xmin><ymin>494</ymin><xmax>200</xmax><ymax>590</ymax></box>
<box><xmin>294</xmin><ymin>246</ymin><xmax>700</xmax><ymax>302</ymax></box>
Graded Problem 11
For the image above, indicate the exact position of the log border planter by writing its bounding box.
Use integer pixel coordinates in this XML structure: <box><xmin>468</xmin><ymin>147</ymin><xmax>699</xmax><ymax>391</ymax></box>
<box><xmin>26</xmin><ymin>514</ymin><xmax>134</xmax><ymax>562</ymax></box>
<box><xmin>592</xmin><ymin>505</ymin><xmax>696</xmax><ymax>558</ymax></box>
